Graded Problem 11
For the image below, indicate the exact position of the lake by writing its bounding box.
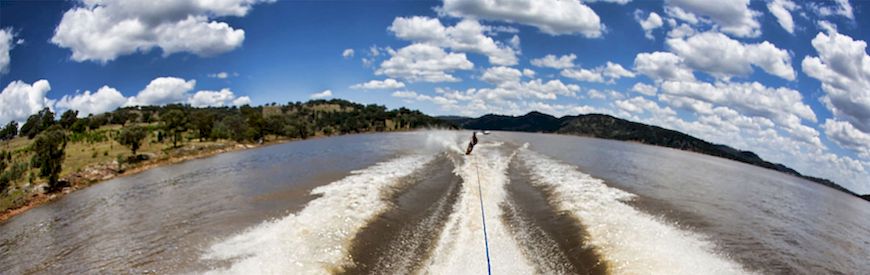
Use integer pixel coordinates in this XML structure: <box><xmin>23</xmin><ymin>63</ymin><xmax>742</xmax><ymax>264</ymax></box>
<box><xmin>1</xmin><ymin>131</ymin><xmax>867</xmax><ymax>274</ymax></box>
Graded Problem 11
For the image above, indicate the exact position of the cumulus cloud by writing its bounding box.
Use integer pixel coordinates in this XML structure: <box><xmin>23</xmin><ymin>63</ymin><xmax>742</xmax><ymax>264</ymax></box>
<box><xmin>126</xmin><ymin>77</ymin><xmax>196</xmax><ymax>106</ymax></box>
<box><xmin>0</xmin><ymin>80</ymin><xmax>53</xmax><ymax>125</ymax></box>
<box><xmin>665</xmin><ymin>0</ymin><xmax>761</xmax><ymax>38</ymax></box>
<box><xmin>615</xmin><ymin>96</ymin><xmax>676</xmax><ymax>117</ymax></box>
<box><xmin>767</xmin><ymin>0</ymin><xmax>798</xmax><ymax>34</ymax></box>
<box><xmin>561</xmin><ymin>62</ymin><xmax>635</xmax><ymax>83</ymax></box>
<box><xmin>342</xmin><ymin>48</ymin><xmax>355</xmax><ymax>58</ymax></box>
<box><xmin>823</xmin><ymin>119</ymin><xmax>870</xmax><ymax>159</ymax></box>
<box><xmin>389</xmin><ymin>16</ymin><xmax>517</xmax><ymax>65</ymax></box>
<box><xmin>631</xmin><ymin>82</ymin><xmax>658</xmax><ymax>96</ymax></box>
<box><xmin>189</xmin><ymin>88</ymin><xmax>249</xmax><ymax>107</ymax></box>
<box><xmin>376</xmin><ymin>43</ymin><xmax>473</xmax><ymax>83</ymax></box>
<box><xmin>350</xmin><ymin>78</ymin><xmax>406</xmax><ymax>90</ymax></box>
<box><xmin>530</xmin><ymin>54</ymin><xmax>576</xmax><ymax>69</ymax></box>
<box><xmin>634</xmin><ymin>10</ymin><xmax>663</xmax><ymax>40</ymax></box>
<box><xmin>51</xmin><ymin>0</ymin><xmax>271</xmax><ymax>63</ymax></box>
<box><xmin>440</xmin><ymin>0</ymin><xmax>603</xmax><ymax>37</ymax></box>
<box><xmin>801</xmin><ymin>29</ymin><xmax>870</xmax><ymax>160</ymax></box>
<box><xmin>810</xmin><ymin>0</ymin><xmax>853</xmax><ymax>20</ymax></box>
<box><xmin>666</xmin><ymin>32</ymin><xmax>795</xmax><ymax>80</ymax></box>
<box><xmin>802</xmin><ymin>29</ymin><xmax>870</xmax><ymax>133</ymax></box>
<box><xmin>0</xmin><ymin>28</ymin><xmax>14</xmax><ymax>74</ymax></box>
<box><xmin>660</xmin><ymin>80</ymin><xmax>820</xmax><ymax>147</ymax></box>
<box><xmin>634</xmin><ymin>51</ymin><xmax>695</xmax><ymax>82</ymax></box>
<box><xmin>56</xmin><ymin>86</ymin><xmax>127</xmax><ymax>117</ymax></box>
<box><xmin>309</xmin><ymin>89</ymin><xmax>333</xmax><ymax>99</ymax></box>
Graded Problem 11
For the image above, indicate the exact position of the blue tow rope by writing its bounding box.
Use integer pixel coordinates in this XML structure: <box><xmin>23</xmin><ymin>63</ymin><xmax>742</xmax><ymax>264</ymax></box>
<box><xmin>473</xmin><ymin>156</ymin><xmax>493</xmax><ymax>275</ymax></box>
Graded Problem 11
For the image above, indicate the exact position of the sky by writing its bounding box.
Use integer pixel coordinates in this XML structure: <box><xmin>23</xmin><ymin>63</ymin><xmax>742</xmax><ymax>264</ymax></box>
<box><xmin>0</xmin><ymin>0</ymin><xmax>869</xmax><ymax>193</ymax></box>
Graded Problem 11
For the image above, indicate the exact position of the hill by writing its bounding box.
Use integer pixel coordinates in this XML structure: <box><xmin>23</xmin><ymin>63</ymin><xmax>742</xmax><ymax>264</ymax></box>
<box><xmin>452</xmin><ymin>112</ymin><xmax>866</xmax><ymax>201</ymax></box>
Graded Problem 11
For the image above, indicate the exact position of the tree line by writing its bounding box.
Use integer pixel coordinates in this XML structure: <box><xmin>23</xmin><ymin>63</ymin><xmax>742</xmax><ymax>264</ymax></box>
<box><xmin>0</xmin><ymin>99</ymin><xmax>453</xmax><ymax>193</ymax></box>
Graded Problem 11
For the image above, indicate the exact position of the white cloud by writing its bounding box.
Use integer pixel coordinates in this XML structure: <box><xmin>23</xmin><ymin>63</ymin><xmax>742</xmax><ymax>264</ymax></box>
<box><xmin>189</xmin><ymin>88</ymin><xmax>248</xmax><ymax>107</ymax></box>
<box><xmin>309</xmin><ymin>89</ymin><xmax>333</xmax><ymax>99</ymax></box>
<box><xmin>376</xmin><ymin>43</ymin><xmax>473</xmax><ymax>83</ymax></box>
<box><xmin>634</xmin><ymin>10</ymin><xmax>664</xmax><ymax>40</ymax></box>
<box><xmin>659</xmin><ymin>80</ymin><xmax>820</xmax><ymax>147</ymax></box>
<box><xmin>767</xmin><ymin>0</ymin><xmax>798</xmax><ymax>34</ymax></box>
<box><xmin>634</xmin><ymin>51</ymin><xmax>695</xmax><ymax>82</ymax></box>
<box><xmin>481</xmin><ymin>66</ymin><xmax>523</xmax><ymax>84</ymax></box>
<box><xmin>665</xmin><ymin>0</ymin><xmax>761</xmax><ymax>38</ymax></box>
<box><xmin>389</xmin><ymin>16</ymin><xmax>517</xmax><ymax>65</ymax></box>
<box><xmin>802</xmin><ymin>29</ymin><xmax>870</xmax><ymax>133</ymax></box>
<box><xmin>522</xmin><ymin>68</ymin><xmax>535</xmax><ymax>77</ymax></box>
<box><xmin>208</xmin><ymin>72</ymin><xmax>230</xmax><ymax>79</ymax></box>
<box><xmin>126</xmin><ymin>77</ymin><xmax>196</xmax><ymax>106</ymax></box>
<box><xmin>51</xmin><ymin>0</ymin><xmax>271</xmax><ymax>63</ymax></box>
<box><xmin>232</xmin><ymin>96</ymin><xmax>251</xmax><ymax>106</ymax></box>
<box><xmin>615</xmin><ymin>96</ymin><xmax>676</xmax><ymax>117</ymax></box>
<box><xmin>0</xmin><ymin>29</ymin><xmax>14</xmax><ymax>74</ymax></box>
<box><xmin>810</xmin><ymin>0</ymin><xmax>853</xmax><ymax>20</ymax></box>
<box><xmin>342</xmin><ymin>48</ymin><xmax>355</xmax><ymax>58</ymax></box>
<box><xmin>530</xmin><ymin>54</ymin><xmax>576</xmax><ymax>69</ymax></box>
<box><xmin>560</xmin><ymin>61</ymin><xmax>635</xmax><ymax>83</ymax></box>
<box><xmin>823</xmin><ymin>119</ymin><xmax>870</xmax><ymax>159</ymax></box>
<box><xmin>561</xmin><ymin>67</ymin><xmax>604</xmax><ymax>83</ymax></box>
<box><xmin>666</xmin><ymin>32</ymin><xmax>795</xmax><ymax>80</ymax></box>
<box><xmin>440</xmin><ymin>0</ymin><xmax>603</xmax><ymax>37</ymax></box>
<box><xmin>631</xmin><ymin>82</ymin><xmax>658</xmax><ymax>96</ymax></box>
<box><xmin>56</xmin><ymin>86</ymin><xmax>127</xmax><ymax>117</ymax></box>
<box><xmin>350</xmin><ymin>78</ymin><xmax>406</xmax><ymax>90</ymax></box>
<box><xmin>0</xmin><ymin>80</ymin><xmax>53</xmax><ymax>125</ymax></box>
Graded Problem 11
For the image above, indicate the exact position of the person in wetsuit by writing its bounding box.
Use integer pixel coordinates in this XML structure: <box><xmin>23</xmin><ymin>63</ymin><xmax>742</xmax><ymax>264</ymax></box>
<box><xmin>465</xmin><ymin>131</ymin><xmax>478</xmax><ymax>155</ymax></box>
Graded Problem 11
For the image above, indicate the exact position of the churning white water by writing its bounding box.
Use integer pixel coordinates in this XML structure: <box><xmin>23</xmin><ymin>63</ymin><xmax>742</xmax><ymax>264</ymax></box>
<box><xmin>421</xmin><ymin>142</ymin><xmax>537</xmax><ymax>274</ymax></box>
<box><xmin>201</xmin><ymin>155</ymin><xmax>434</xmax><ymax>274</ymax></box>
<box><xmin>518</xmin><ymin>148</ymin><xmax>752</xmax><ymax>275</ymax></box>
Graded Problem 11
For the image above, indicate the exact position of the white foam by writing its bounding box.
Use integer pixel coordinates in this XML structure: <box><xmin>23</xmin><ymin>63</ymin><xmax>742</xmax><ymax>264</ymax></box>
<box><xmin>200</xmin><ymin>155</ymin><xmax>434</xmax><ymax>274</ymax></box>
<box><xmin>519</xmin><ymin>150</ymin><xmax>753</xmax><ymax>275</ymax></box>
<box><xmin>422</xmin><ymin>144</ymin><xmax>537</xmax><ymax>274</ymax></box>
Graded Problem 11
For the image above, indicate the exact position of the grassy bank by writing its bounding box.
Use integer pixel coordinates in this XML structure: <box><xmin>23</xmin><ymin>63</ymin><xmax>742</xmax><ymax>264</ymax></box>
<box><xmin>0</xmin><ymin>99</ymin><xmax>454</xmax><ymax>223</ymax></box>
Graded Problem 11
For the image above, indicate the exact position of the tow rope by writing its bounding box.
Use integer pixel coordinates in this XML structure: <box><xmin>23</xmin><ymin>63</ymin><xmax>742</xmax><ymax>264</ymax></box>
<box><xmin>473</xmin><ymin>155</ymin><xmax>493</xmax><ymax>275</ymax></box>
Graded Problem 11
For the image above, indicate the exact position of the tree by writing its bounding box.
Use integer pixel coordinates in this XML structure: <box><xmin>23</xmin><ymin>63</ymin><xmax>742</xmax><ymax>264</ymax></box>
<box><xmin>0</xmin><ymin>121</ymin><xmax>18</xmax><ymax>142</ymax></box>
<box><xmin>59</xmin><ymin>109</ymin><xmax>78</xmax><ymax>129</ymax></box>
<box><xmin>161</xmin><ymin>109</ymin><xmax>188</xmax><ymax>148</ymax></box>
<box><xmin>116</xmin><ymin>125</ymin><xmax>147</xmax><ymax>155</ymax></box>
<box><xmin>191</xmin><ymin>111</ymin><xmax>214</xmax><ymax>141</ymax></box>
<box><xmin>20</xmin><ymin>107</ymin><xmax>55</xmax><ymax>139</ymax></box>
<box><xmin>31</xmin><ymin>125</ymin><xmax>67</xmax><ymax>191</ymax></box>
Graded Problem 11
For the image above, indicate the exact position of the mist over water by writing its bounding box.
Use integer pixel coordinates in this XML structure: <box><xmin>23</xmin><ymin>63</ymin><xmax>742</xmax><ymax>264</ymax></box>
<box><xmin>1</xmin><ymin>131</ymin><xmax>867</xmax><ymax>274</ymax></box>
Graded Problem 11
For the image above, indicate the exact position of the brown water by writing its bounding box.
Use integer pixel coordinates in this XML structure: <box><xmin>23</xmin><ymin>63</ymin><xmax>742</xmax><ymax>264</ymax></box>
<box><xmin>0</xmin><ymin>131</ymin><xmax>867</xmax><ymax>274</ymax></box>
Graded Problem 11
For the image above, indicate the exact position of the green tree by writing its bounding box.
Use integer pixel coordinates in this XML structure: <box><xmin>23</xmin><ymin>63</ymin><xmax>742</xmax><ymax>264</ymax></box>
<box><xmin>0</xmin><ymin>121</ymin><xmax>18</xmax><ymax>143</ymax></box>
<box><xmin>161</xmin><ymin>109</ymin><xmax>188</xmax><ymax>148</ymax></box>
<box><xmin>20</xmin><ymin>107</ymin><xmax>55</xmax><ymax>139</ymax></box>
<box><xmin>116</xmin><ymin>125</ymin><xmax>148</xmax><ymax>155</ymax></box>
<box><xmin>191</xmin><ymin>111</ymin><xmax>214</xmax><ymax>141</ymax></box>
<box><xmin>59</xmin><ymin>109</ymin><xmax>79</xmax><ymax>129</ymax></box>
<box><xmin>31</xmin><ymin>125</ymin><xmax>67</xmax><ymax>191</ymax></box>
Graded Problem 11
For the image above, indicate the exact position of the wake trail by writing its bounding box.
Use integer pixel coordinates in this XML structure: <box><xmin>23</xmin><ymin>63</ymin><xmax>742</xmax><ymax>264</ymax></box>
<box><xmin>518</xmin><ymin>148</ymin><xmax>753</xmax><ymax>275</ymax></box>
<box><xmin>199</xmin><ymin>154</ymin><xmax>435</xmax><ymax>274</ymax></box>
<box><xmin>422</xmin><ymin>142</ymin><xmax>537</xmax><ymax>274</ymax></box>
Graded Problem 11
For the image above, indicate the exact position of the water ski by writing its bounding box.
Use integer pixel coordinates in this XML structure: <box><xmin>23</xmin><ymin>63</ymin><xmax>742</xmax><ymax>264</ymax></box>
<box><xmin>465</xmin><ymin>132</ymin><xmax>478</xmax><ymax>155</ymax></box>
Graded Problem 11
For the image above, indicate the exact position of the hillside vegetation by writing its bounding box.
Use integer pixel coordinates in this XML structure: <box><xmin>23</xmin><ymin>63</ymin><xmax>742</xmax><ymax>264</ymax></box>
<box><xmin>0</xmin><ymin>99</ymin><xmax>451</xmax><ymax>214</ymax></box>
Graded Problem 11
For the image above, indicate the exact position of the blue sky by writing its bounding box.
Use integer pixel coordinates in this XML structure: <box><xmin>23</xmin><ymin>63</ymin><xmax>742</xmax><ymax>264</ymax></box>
<box><xmin>1</xmin><ymin>0</ymin><xmax>869</xmax><ymax>193</ymax></box>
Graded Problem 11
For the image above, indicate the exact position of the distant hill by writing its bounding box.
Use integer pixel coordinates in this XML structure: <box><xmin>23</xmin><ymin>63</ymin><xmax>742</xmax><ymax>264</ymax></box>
<box><xmin>449</xmin><ymin>111</ymin><xmax>867</xmax><ymax>201</ymax></box>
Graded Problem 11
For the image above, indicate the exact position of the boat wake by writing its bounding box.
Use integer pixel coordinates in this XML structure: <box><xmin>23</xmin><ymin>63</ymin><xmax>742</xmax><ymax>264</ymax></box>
<box><xmin>200</xmin><ymin>133</ymin><xmax>752</xmax><ymax>274</ymax></box>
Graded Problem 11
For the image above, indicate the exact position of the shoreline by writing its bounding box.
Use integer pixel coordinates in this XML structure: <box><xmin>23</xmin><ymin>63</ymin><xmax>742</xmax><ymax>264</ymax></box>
<box><xmin>0</xmin><ymin>138</ymin><xmax>294</xmax><ymax>224</ymax></box>
<box><xmin>0</xmin><ymin>130</ymin><xmax>429</xmax><ymax>224</ymax></box>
